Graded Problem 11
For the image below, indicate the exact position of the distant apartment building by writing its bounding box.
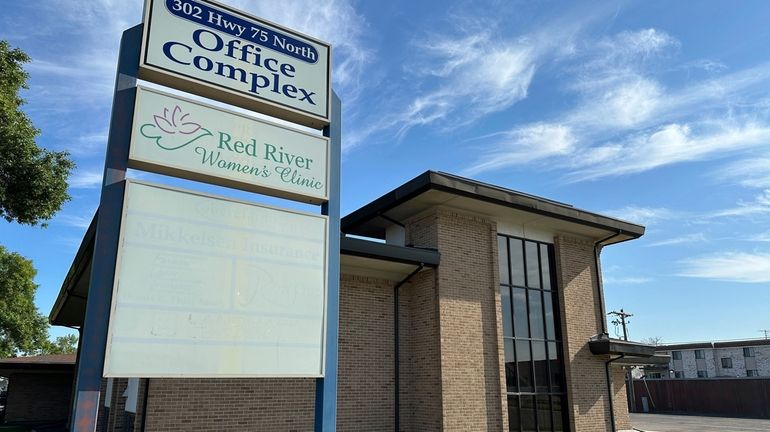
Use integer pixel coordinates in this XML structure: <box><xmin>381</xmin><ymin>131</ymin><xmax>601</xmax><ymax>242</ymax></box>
<box><xmin>649</xmin><ymin>339</ymin><xmax>770</xmax><ymax>379</ymax></box>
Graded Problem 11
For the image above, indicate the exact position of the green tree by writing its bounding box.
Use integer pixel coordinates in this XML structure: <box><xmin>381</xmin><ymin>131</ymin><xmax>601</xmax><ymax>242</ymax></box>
<box><xmin>40</xmin><ymin>334</ymin><xmax>78</xmax><ymax>355</ymax></box>
<box><xmin>0</xmin><ymin>40</ymin><xmax>74</xmax><ymax>226</ymax></box>
<box><xmin>0</xmin><ymin>245</ymin><xmax>49</xmax><ymax>358</ymax></box>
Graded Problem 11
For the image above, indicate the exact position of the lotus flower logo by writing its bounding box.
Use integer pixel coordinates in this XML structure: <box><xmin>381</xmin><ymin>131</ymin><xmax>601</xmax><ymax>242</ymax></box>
<box><xmin>140</xmin><ymin>105</ymin><xmax>212</xmax><ymax>150</ymax></box>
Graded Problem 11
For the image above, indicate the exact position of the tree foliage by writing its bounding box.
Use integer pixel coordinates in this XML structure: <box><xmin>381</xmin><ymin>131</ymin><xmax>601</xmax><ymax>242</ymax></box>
<box><xmin>641</xmin><ymin>336</ymin><xmax>664</xmax><ymax>346</ymax></box>
<box><xmin>0</xmin><ymin>245</ymin><xmax>49</xmax><ymax>357</ymax></box>
<box><xmin>0</xmin><ymin>40</ymin><xmax>74</xmax><ymax>226</ymax></box>
<box><xmin>40</xmin><ymin>333</ymin><xmax>78</xmax><ymax>355</ymax></box>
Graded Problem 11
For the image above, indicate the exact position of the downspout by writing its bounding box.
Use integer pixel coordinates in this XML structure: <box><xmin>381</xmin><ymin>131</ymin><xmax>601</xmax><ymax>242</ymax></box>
<box><xmin>140</xmin><ymin>378</ymin><xmax>150</xmax><ymax>431</ymax></box>
<box><xmin>394</xmin><ymin>264</ymin><xmax>424</xmax><ymax>432</ymax></box>
<box><xmin>594</xmin><ymin>230</ymin><xmax>623</xmax><ymax>432</ymax></box>
<box><xmin>605</xmin><ymin>354</ymin><xmax>626</xmax><ymax>431</ymax></box>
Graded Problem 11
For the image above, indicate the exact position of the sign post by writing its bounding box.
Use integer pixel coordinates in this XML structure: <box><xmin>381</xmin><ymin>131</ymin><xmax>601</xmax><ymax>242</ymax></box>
<box><xmin>71</xmin><ymin>24</ymin><xmax>141</xmax><ymax>432</ymax></box>
<box><xmin>316</xmin><ymin>91</ymin><xmax>341</xmax><ymax>431</ymax></box>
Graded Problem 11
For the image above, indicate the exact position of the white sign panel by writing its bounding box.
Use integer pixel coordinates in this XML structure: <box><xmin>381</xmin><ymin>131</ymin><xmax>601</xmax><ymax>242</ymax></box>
<box><xmin>129</xmin><ymin>86</ymin><xmax>329</xmax><ymax>203</ymax></box>
<box><xmin>140</xmin><ymin>0</ymin><xmax>331</xmax><ymax>128</ymax></box>
<box><xmin>104</xmin><ymin>181</ymin><xmax>328</xmax><ymax>377</ymax></box>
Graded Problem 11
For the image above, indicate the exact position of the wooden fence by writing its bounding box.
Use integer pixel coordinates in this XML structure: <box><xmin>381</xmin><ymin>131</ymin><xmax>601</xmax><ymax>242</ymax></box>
<box><xmin>631</xmin><ymin>378</ymin><xmax>770</xmax><ymax>419</ymax></box>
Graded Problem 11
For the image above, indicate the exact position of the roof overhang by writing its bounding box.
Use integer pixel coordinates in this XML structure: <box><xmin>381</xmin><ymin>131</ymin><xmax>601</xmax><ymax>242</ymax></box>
<box><xmin>342</xmin><ymin>171</ymin><xmax>645</xmax><ymax>244</ymax></box>
<box><xmin>49</xmin><ymin>214</ymin><xmax>439</xmax><ymax>327</ymax></box>
<box><xmin>589</xmin><ymin>337</ymin><xmax>657</xmax><ymax>357</ymax></box>
<box><xmin>612</xmin><ymin>354</ymin><xmax>671</xmax><ymax>367</ymax></box>
<box><xmin>0</xmin><ymin>355</ymin><xmax>76</xmax><ymax>375</ymax></box>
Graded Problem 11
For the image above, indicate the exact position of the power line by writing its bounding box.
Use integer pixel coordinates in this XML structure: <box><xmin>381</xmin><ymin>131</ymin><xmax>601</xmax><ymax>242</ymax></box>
<box><xmin>760</xmin><ymin>329</ymin><xmax>770</xmax><ymax>340</ymax></box>
<box><xmin>608</xmin><ymin>308</ymin><xmax>633</xmax><ymax>341</ymax></box>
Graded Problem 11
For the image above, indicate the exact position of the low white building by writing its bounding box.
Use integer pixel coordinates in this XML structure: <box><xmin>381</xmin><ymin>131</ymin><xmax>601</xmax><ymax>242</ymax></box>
<box><xmin>648</xmin><ymin>339</ymin><xmax>770</xmax><ymax>379</ymax></box>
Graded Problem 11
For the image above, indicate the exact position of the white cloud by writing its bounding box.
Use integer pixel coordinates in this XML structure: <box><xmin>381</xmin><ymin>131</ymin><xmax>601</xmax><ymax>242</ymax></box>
<box><xmin>679</xmin><ymin>252</ymin><xmax>770</xmax><ymax>283</ymax></box>
<box><xmin>401</xmin><ymin>30</ymin><xmax>538</xmax><ymax>129</ymax></box>
<box><xmin>69</xmin><ymin>170</ymin><xmax>103</xmax><ymax>189</ymax></box>
<box><xmin>647</xmin><ymin>233</ymin><xmax>707</xmax><ymax>247</ymax></box>
<box><xmin>715</xmin><ymin>157</ymin><xmax>770</xmax><ymax>189</ymax></box>
<box><xmin>705</xmin><ymin>189</ymin><xmax>770</xmax><ymax>219</ymax></box>
<box><xmin>568</xmin><ymin>121</ymin><xmax>770</xmax><ymax>181</ymax></box>
<box><xmin>463</xmin><ymin>123</ymin><xmax>576</xmax><ymax>175</ymax></box>
<box><xmin>459</xmin><ymin>24</ymin><xmax>770</xmax><ymax>180</ymax></box>
<box><xmin>747</xmin><ymin>231</ymin><xmax>770</xmax><ymax>242</ymax></box>
<box><xmin>568</xmin><ymin>76</ymin><xmax>663</xmax><ymax>130</ymax></box>
<box><xmin>592</xmin><ymin>28</ymin><xmax>679</xmax><ymax>65</ymax></box>
<box><xmin>602</xmin><ymin>206</ymin><xmax>678</xmax><ymax>225</ymax></box>
<box><xmin>603</xmin><ymin>276</ymin><xmax>652</xmax><ymax>285</ymax></box>
<box><xmin>344</xmin><ymin>13</ymin><xmax>594</xmax><ymax>151</ymax></box>
<box><xmin>57</xmin><ymin>214</ymin><xmax>94</xmax><ymax>229</ymax></box>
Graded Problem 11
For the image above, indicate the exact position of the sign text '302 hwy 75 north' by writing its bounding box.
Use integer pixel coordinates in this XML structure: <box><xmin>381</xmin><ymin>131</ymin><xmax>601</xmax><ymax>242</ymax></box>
<box><xmin>140</xmin><ymin>0</ymin><xmax>331</xmax><ymax>128</ymax></box>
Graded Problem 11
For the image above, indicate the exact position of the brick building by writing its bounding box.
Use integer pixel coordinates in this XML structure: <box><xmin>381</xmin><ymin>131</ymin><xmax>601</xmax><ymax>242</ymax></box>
<box><xmin>645</xmin><ymin>339</ymin><xmax>770</xmax><ymax>379</ymax></box>
<box><xmin>50</xmin><ymin>171</ymin><xmax>663</xmax><ymax>431</ymax></box>
<box><xmin>0</xmin><ymin>354</ymin><xmax>76</xmax><ymax>429</ymax></box>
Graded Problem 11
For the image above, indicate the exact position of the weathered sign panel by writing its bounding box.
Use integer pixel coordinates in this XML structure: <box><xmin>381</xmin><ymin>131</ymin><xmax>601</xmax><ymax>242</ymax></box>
<box><xmin>104</xmin><ymin>181</ymin><xmax>328</xmax><ymax>377</ymax></box>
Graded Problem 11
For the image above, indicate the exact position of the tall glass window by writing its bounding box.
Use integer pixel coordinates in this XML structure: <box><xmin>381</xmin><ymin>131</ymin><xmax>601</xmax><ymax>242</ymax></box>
<box><xmin>499</xmin><ymin>235</ymin><xmax>568</xmax><ymax>432</ymax></box>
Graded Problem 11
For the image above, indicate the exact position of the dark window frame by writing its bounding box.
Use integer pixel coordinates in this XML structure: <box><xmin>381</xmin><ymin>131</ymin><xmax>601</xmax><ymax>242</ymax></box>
<box><xmin>499</xmin><ymin>234</ymin><xmax>568</xmax><ymax>432</ymax></box>
<box><xmin>743</xmin><ymin>347</ymin><xmax>755</xmax><ymax>358</ymax></box>
<box><xmin>671</xmin><ymin>351</ymin><xmax>682</xmax><ymax>360</ymax></box>
<box><xmin>721</xmin><ymin>357</ymin><xmax>733</xmax><ymax>369</ymax></box>
<box><xmin>695</xmin><ymin>349</ymin><xmax>705</xmax><ymax>359</ymax></box>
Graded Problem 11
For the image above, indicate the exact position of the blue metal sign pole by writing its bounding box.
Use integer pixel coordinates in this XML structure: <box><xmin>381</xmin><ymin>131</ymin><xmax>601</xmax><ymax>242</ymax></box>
<box><xmin>315</xmin><ymin>92</ymin><xmax>341</xmax><ymax>432</ymax></box>
<box><xmin>70</xmin><ymin>25</ymin><xmax>141</xmax><ymax>432</ymax></box>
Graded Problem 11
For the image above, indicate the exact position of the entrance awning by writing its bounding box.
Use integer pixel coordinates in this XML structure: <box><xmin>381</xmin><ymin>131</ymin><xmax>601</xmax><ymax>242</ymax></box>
<box><xmin>589</xmin><ymin>335</ymin><xmax>669</xmax><ymax>366</ymax></box>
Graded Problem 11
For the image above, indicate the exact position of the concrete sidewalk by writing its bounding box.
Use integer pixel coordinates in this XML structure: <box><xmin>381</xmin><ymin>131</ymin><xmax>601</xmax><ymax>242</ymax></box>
<box><xmin>630</xmin><ymin>413</ymin><xmax>770</xmax><ymax>432</ymax></box>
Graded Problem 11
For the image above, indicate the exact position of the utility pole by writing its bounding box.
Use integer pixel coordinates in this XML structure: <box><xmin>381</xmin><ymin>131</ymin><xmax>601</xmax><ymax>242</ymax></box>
<box><xmin>760</xmin><ymin>329</ymin><xmax>770</xmax><ymax>340</ymax></box>
<box><xmin>608</xmin><ymin>309</ymin><xmax>633</xmax><ymax>341</ymax></box>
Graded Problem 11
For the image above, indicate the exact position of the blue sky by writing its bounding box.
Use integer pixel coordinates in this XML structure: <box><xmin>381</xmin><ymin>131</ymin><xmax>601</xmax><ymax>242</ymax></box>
<box><xmin>2</xmin><ymin>0</ymin><xmax>770</xmax><ymax>344</ymax></box>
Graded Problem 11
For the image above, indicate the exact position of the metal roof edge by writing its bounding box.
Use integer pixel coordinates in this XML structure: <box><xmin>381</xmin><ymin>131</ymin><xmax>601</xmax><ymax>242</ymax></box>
<box><xmin>341</xmin><ymin>236</ymin><xmax>439</xmax><ymax>267</ymax></box>
<box><xmin>341</xmin><ymin>170</ymin><xmax>645</xmax><ymax>240</ymax></box>
<box><xmin>49</xmin><ymin>212</ymin><xmax>98</xmax><ymax>326</ymax></box>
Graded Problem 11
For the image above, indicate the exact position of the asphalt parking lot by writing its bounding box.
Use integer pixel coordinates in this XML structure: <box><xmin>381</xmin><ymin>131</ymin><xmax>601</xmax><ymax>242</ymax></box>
<box><xmin>631</xmin><ymin>413</ymin><xmax>770</xmax><ymax>431</ymax></box>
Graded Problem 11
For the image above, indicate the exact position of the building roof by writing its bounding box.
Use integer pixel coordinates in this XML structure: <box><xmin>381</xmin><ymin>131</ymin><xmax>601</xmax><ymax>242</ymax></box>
<box><xmin>656</xmin><ymin>338</ymin><xmax>770</xmax><ymax>351</ymax></box>
<box><xmin>342</xmin><ymin>171</ymin><xmax>645</xmax><ymax>244</ymax></box>
<box><xmin>0</xmin><ymin>354</ymin><xmax>76</xmax><ymax>373</ymax></box>
<box><xmin>0</xmin><ymin>354</ymin><xmax>76</xmax><ymax>365</ymax></box>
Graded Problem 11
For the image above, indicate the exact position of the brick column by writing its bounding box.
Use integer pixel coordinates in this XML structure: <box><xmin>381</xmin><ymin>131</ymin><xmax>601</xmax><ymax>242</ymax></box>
<box><xmin>407</xmin><ymin>209</ymin><xmax>505</xmax><ymax>431</ymax></box>
<box><xmin>554</xmin><ymin>235</ymin><xmax>612</xmax><ymax>431</ymax></box>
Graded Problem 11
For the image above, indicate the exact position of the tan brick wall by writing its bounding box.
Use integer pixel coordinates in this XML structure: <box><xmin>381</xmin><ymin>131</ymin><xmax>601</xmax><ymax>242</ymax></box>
<box><xmin>554</xmin><ymin>235</ymin><xmax>612</xmax><ymax>432</ymax></box>
<box><xmin>398</xmin><ymin>268</ymin><xmax>442</xmax><ymax>431</ymax></box>
<box><xmin>406</xmin><ymin>209</ymin><xmax>505</xmax><ymax>431</ymax></box>
<box><xmin>612</xmin><ymin>367</ymin><xmax>631</xmax><ymax>430</ymax></box>
<box><xmin>337</xmin><ymin>273</ymin><xmax>395</xmax><ymax>431</ymax></box>
<box><xmin>4</xmin><ymin>372</ymin><xmax>73</xmax><ymax>423</ymax></box>
<box><xmin>142</xmin><ymin>378</ymin><xmax>314</xmax><ymax>431</ymax></box>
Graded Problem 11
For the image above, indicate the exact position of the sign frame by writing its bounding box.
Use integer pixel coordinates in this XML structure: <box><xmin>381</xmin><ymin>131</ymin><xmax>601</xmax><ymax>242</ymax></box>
<box><xmin>128</xmin><ymin>85</ymin><xmax>330</xmax><ymax>204</ymax></box>
<box><xmin>102</xmin><ymin>179</ymin><xmax>329</xmax><ymax>378</ymax></box>
<box><xmin>139</xmin><ymin>0</ymin><xmax>332</xmax><ymax>129</ymax></box>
